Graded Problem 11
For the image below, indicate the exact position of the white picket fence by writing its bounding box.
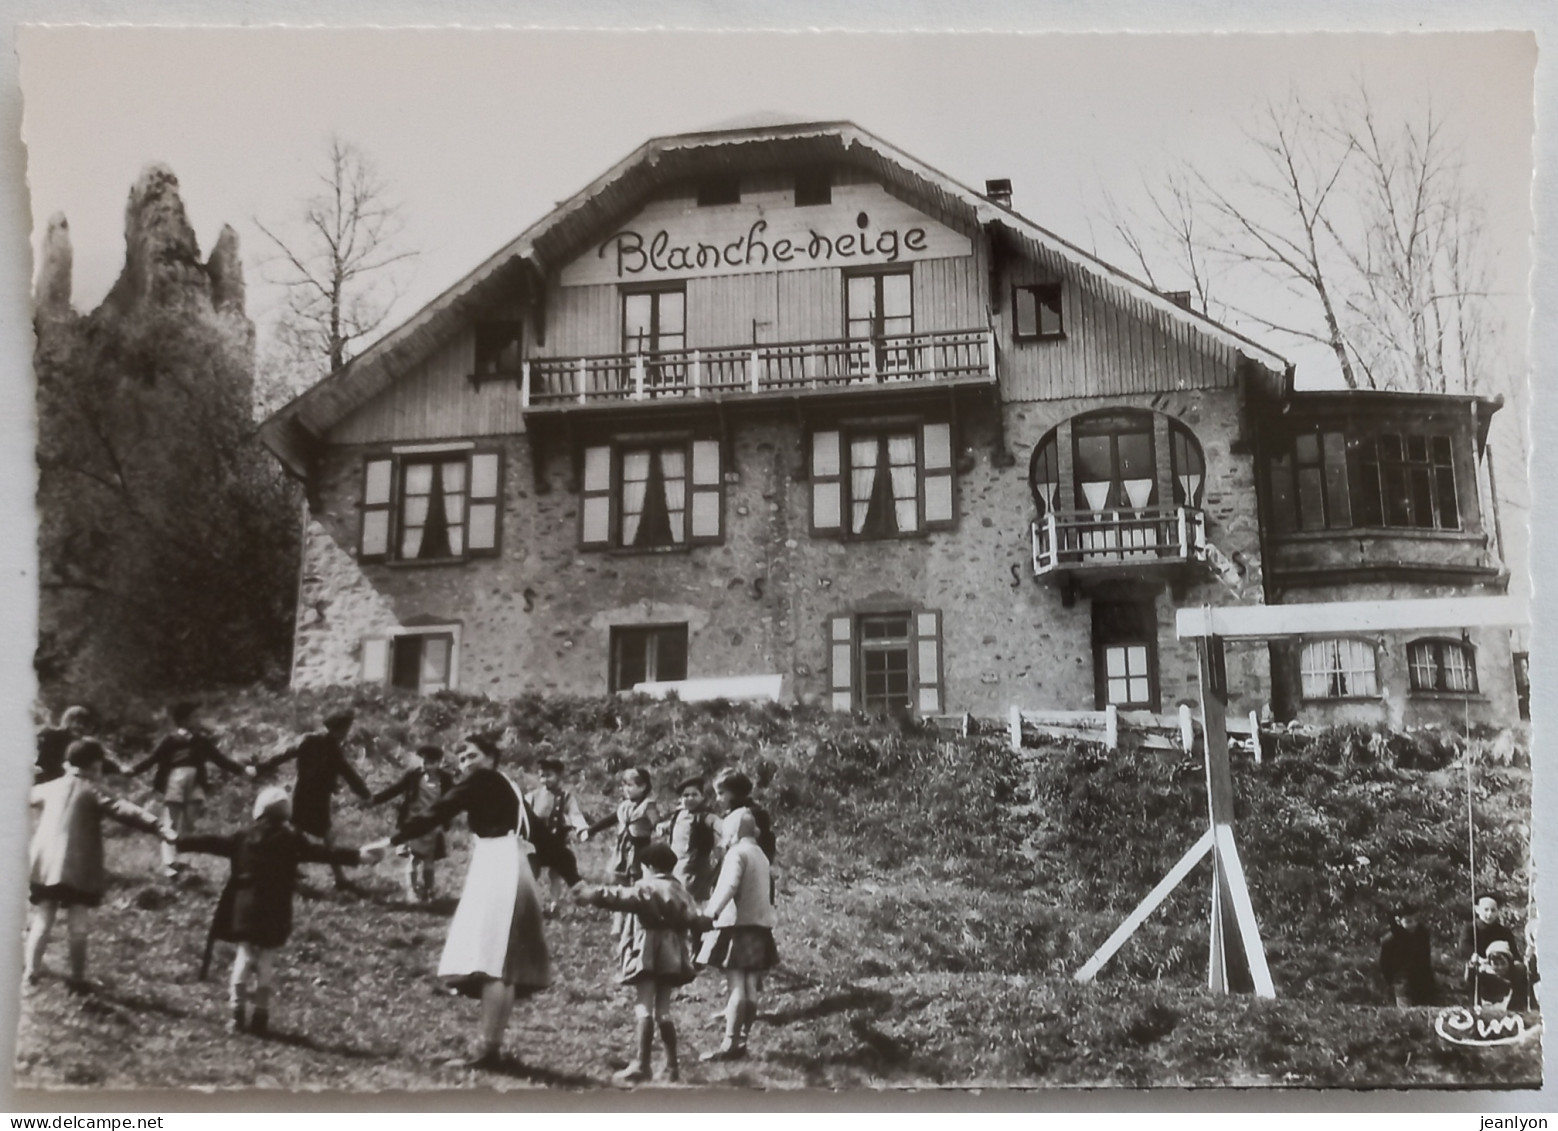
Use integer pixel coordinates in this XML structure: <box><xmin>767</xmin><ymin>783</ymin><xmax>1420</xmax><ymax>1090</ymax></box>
<box><xmin>1001</xmin><ymin>703</ymin><xmax>1263</xmax><ymax>761</ymax></box>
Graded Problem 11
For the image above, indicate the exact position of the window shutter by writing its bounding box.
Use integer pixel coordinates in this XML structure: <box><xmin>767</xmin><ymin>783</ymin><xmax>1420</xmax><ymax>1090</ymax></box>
<box><xmin>689</xmin><ymin>439</ymin><xmax>723</xmax><ymax>542</ymax></box>
<box><xmin>914</xmin><ymin>610</ymin><xmax>943</xmax><ymax>715</ymax></box>
<box><xmin>580</xmin><ymin>445</ymin><xmax>613</xmax><ymax>547</ymax></box>
<box><xmin>828</xmin><ymin>615</ymin><xmax>853</xmax><ymax>711</ymax></box>
<box><xmin>923</xmin><ymin>422</ymin><xmax>954</xmax><ymax>527</ymax></box>
<box><xmin>467</xmin><ymin>450</ymin><xmax>502</xmax><ymax>555</ymax></box>
<box><xmin>359</xmin><ymin>458</ymin><xmax>394</xmax><ymax>560</ymax></box>
<box><xmin>361</xmin><ymin>637</ymin><xmax>389</xmax><ymax>683</ymax></box>
<box><xmin>812</xmin><ymin>431</ymin><xmax>843</xmax><ymax>534</ymax></box>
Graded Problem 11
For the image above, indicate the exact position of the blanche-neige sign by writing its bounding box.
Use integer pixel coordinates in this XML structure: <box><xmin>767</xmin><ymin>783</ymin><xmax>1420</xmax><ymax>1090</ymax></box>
<box><xmin>561</xmin><ymin>185</ymin><xmax>973</xmax><ymax>286</ymax></box>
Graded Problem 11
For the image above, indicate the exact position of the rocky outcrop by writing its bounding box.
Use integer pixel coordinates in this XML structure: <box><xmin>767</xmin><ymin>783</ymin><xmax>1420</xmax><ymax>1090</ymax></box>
<box><xmin>35</xmin><ymin>165</ymin><xmax>297</xmax><ymax>710</ymax></box>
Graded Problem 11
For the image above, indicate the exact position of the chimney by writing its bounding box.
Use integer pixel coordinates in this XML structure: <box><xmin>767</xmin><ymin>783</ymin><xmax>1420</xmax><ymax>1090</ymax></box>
<box><xmin>984</xmin><ymin>178</ymin><xmax>1012</xmax><ymax>208</ymax></box>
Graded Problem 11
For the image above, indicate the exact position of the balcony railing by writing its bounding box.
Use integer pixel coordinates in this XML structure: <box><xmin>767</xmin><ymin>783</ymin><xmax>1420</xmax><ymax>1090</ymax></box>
<box><xmin>1032</xmin><ymin>506</ymin><xmax>1207</xmax><ymax>576</ymax></box>
<box><xmin>521</xmin><ymin>327</ymin><xmax>994</xmax><ymax>409</ymax></box>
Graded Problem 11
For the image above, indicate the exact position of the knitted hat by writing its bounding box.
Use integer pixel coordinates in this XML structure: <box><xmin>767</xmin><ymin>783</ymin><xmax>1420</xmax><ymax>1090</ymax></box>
<box><xmin>253</xmin><ymin>786</ymin><xmax>291</xmax><ymax>820</ymax></box>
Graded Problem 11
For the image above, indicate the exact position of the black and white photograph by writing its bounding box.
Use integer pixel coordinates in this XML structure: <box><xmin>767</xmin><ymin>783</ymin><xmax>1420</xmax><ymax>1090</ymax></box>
<box><xmin>2</xmin><ymin>15</ymin><xmax>1547</xmax><ymax>1101</ymax></box>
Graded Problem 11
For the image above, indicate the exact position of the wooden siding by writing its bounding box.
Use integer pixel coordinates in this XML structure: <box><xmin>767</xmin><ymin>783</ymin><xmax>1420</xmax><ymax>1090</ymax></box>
<box><xmin>999</xmin><ymin>242</ymin><xmax>1242</xmax><ymax>401</ymax></box>
<box><xmin>913</xmin><ymin>244</ymin><xmax>987</xmax><ymax>334</ymax></box>
<box><xmin>331</xmin><ymin>327</ymin><xmax>530</xmax><ymax>443</ymax></box>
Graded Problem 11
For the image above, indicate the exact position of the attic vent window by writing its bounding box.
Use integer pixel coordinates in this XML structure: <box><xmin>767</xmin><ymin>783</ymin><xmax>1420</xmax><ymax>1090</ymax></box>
<box><xmin>696</xmin><ymin>175</ymin><xmax>741</xmax><ymax>207</ymax></box>
<box><xmin>794</xmin><ymin>168</ymin><xmax>832</xmax><ymax>207</ymax></box>
<box><xmin>473</xmin><ymin>321</ymin><xmax>523</xmax><ymax>384</ymax></box>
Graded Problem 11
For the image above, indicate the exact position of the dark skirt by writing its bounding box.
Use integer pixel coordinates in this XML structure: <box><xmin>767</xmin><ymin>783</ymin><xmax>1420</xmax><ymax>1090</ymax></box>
<box><xmin>698</xmin><ymin>925</ymin><xmax>778</xmax><ymax>972</ymax></box>
<box><xmin>30</xmin><ymin>882</ymin><xmax>100</xmax><ymax>909</ymax></box>
<box><xmin>290</xmin><ymin>792</ymin><xmax>332</xmax><ymax>838</ymax></box>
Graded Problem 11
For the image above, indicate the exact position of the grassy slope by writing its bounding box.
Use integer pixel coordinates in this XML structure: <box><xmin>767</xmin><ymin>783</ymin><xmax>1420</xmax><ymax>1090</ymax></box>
<box><xmin>15</xmin><ymin>688</ymin><xmax>1540</xmax><ymax>1091</ymax></box>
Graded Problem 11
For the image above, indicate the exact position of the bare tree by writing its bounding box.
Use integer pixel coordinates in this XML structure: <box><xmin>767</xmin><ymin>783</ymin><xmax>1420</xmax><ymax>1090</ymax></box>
<box><xmin>255</xmin><ymin>135</ymin><xmax>417</xmax><ymax>380</ymax></box>
<box><xmin>1101</xmin><ymin>90</ymin><xmax>1502</xmax><ymax>396</ymax></box>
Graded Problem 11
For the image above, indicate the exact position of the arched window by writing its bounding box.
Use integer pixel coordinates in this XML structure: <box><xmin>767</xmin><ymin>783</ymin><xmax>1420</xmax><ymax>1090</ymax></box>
<box><xmin>1299</xmin><ymin>638</ymin><xmax>1379</xmax><ymax>699</ymax></box>
<box><xmin>1407</xmin><ymin>638</ymin><xmax>1478</xmax><ymax>693</ymax></box>
<box><xmin>1029</xmin><ymin>410</ymin><xmax>1206</xmax><ymax>518</ymax></box>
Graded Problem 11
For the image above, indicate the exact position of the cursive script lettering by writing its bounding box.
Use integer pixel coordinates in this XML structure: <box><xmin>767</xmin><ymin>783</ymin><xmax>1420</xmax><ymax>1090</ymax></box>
<box><xmin>599</xmin><ymin>219</ymin><xmax>929</xmax><ymax>277</ymax></box>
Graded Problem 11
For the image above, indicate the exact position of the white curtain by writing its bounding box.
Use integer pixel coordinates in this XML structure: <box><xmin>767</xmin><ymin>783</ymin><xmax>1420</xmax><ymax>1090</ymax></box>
<box><xmin>888</xmin><ymin>434</ymin><xmax>918</xmax><ymax>532</ymax></box>
<box><xmin>1123</xmin><ymin>478</ymin><xmax>1153</xmax><ymax>509</ymax></box>
<box><xmin>1081</xmin><ymin>481</ymin><xmax>1112</xmax><ymax>512</ymax></box>
<box><xmin>850</xmin><ymin>437</ymin><xmax>878</xmax><ymax>533</ymax></box>
<box><xmin>660</xmin><ymin>448</ymin><xmax>687</xmax><ymax>544</ymax></box>
<box><xmin>621</xmin><ymin>450</ymin><xmax>650</xmax><ymax>546</ymax></box>
<box><xmin>1177</xmin><ymin>473</ymin><xmax>1203</xmax><ymax>508</ymax></box>
<box><xmin>442</xmin><ymin>459</ymin><xmax>467</xmax><ymax>556</ymax></box>
<box><xmin>400</xmin><ymin>463</ymin><xmax>433</xmax><ymax>559</ymax></box>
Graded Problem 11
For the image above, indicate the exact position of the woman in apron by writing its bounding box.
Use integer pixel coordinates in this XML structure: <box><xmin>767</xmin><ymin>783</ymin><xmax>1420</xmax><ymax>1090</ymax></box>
<box><xmin>381</xmin><ymin>735</ymin><xmax>580</xmax><ymax>1069</ymax></box>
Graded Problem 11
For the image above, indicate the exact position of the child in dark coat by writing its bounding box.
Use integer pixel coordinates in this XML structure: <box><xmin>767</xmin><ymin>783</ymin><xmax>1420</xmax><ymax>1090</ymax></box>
<box><xmin>178</xmin><ymin>786</ymin><xmax>385</xmax><ymax>1035</ymax></box>
<box><xmin>372</xmin><ymin>744</ymin><xmax>455</xmax><ymax>902</ymax></box>
<box><xmin>1378</xmin><ymin>903</ymin><xmax>1437</xmax><ymax>1006</ymax></box>
<box><xmin>574</xmin><ymin>842</ymin><xmax>702</xmax><ymax>1085</ymax></box>
<box><xmin>260</xmin><ymin>710</ymin><xmax>371</xmax><ymax>890</ymax></box>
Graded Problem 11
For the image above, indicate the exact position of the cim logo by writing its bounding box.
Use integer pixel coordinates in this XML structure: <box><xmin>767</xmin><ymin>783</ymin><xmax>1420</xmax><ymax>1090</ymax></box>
<box><xmin>1434</xmin><ymin>1006</ymin><xmax>1535</xmax><ymax>1047</ymax></box>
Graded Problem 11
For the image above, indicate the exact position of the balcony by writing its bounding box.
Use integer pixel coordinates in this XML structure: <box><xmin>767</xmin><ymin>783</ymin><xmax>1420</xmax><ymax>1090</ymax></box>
<box><xmin>520</xmin><ymin>327</ymin><xmax>995</xmax><ymax>413</ymax></box>
<box><xmin>1032</xmin><ymin>506</ymin><xmax>1208</xmax><ymax>585</ymax></box>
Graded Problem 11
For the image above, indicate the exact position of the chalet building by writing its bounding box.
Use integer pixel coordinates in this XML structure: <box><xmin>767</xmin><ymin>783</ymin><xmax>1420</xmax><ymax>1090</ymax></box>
<box><xmin>259</xmin><ymin>120</ymin><xmax>1517</xmax><ymax>729</ymax></box>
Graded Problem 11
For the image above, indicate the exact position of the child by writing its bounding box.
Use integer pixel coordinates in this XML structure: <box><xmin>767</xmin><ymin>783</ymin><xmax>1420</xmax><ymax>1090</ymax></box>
<box><xmin>177</xmin><ymin>786</ymin><xmax>385</xmax><ymax>1036</ymax></box>
<box><xmin>25</xmin><ymin>740</ymin><xmax>170</xmax><ymax>988</ymax></box>
<box><xmin>697</xmin><ymin>809</ymin><xmax>778</xmax><ymax>1062</ymax></box>
<box><xmin>657</xmin><ymin>775</ymin><xmax>722</xmax><ymax>905</ymax></box>
<box><xmin>1378</xmin><ymin>902</ymin><xmax>1437</xmax><ymax>1006</ymax></box>
<box><xmin>372</xmin><ymin>744</ymin><xmax>455</xmax><ymax>902</ymax></box>
<box><xmin>586</xmin><ymin>767</ymin><xmax>660</xmax><ymax>886</ymax></box>
<box><xmin>713</xmin><ymin>768</ymin><xmax>777</xmax><ymax>900</ymax></box>
<box><xmin>574</xmin><ymin>842</ymin><xmax>701</xmax><ymax>1085</ymax></box>
<box><xmin>527</xmin><ymin>753</ymin><xmax>591</xmax><ymax>912</ymax></box>
<box><xmin>1476</xmin><ymin>941</ymin><xmax>1534</xmax><ymax>1011</ymax></box>
<box><xmin>132</xmin><ymin>701</ymin><xmax>255</xmax><ymax>878</ymax></box>
<box><xmin>260</xmin><ymin>710</ymin><xmax>371</xmax><ymax>890</ymax></box>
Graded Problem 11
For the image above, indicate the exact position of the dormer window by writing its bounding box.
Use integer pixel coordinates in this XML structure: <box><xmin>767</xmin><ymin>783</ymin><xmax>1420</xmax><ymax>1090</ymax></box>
<box><xmin>696</xmin><ymin>175</ymin><xmax>741</xmax><ymax>207</ymax></box>
<box><xmin>794</xmin><ymin>167</ymin><xmax>832</xmax><ymax>207</ymax></box>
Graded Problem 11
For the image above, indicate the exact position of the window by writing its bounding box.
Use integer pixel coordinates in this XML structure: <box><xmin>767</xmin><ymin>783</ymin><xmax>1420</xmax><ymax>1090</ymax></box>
<box><xmin>1092</xmin><ymin>599</ymin><xmax>1158</xmax><ymax>710</ymax></box>
<box><xmin>696</xmin><ymin>175</ymin><xmax>740</xmax><ymax>206</ymax></box>
<box><xmin>811</xmin><ymin>422</ymin><xmax>954</xmax><ymax>538</ymax></box>
<box><xmin>1073</xmin><ymin>412</ymin><xmax>1157</xmax><ymax>513</ymax></box>
<box><xmin>1408</xmin><ymin>638</ymin><xmax>1478</xmax><ymax>694</ymax></box>
<box><xmin>1014</xmin><ymin>283</ymin><xmax>1063</xmax><ymax>340</ymax></box>
<box><xmin>1355</xmin><ymin>433</ymin><xmax>1459</xmax><ymax>530</ymax></box>
<box><xmin>794</xmin><ymin>167</ymin><xmax>831</xmax><ymax>207</ymax></box>
<box><xmin>580</xmin><ymin>438</ymin><xmax>723</xmax><ymax>550</ymax></box>
<box><xmin>610</xmin><ymin>625</ymin><xmax>688</xmax><ymax>692</ymax></box>
<box><xmin>473</xmin><ymin>320</ymin><xmax>522</xmax><ymax>383</ymax></box>
<box><xmin>358</xmin><ymin>448</ymin><xmax>502</xmax><ymax>563</ymax></box>
<box><xmin>622</xmin><ymin>287</ymin><xmax>685</xmax><ymax>355</ymax></box>
<box><xmin>1268</xmin><ymin>429</ymin><xmax>1460</xmax><ymax>533</ymax></box>
<box><xmin>1300</xmin><ymin>638</ymin><xmax>1379</xmax><ymax>699</ymax></box>
<box><xmin>846</xmin><ymin>269</ymin><xmax>913</xmax><ymax>374</ymax></box>
<box><xmin>361</xmin><ymin>626</ymin><xmax>460</xmax><ymax>694</ymax></box>
<box><xmin>828</xmin><ymin>609</ymin><xmax>943</xmax><ymax>715</ymax></box>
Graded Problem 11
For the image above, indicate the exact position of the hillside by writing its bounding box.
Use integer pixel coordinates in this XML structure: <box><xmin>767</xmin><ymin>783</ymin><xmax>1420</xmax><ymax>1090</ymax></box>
<box><xmin>15</xmin><ymin>688</ymin><xmax>1539</xmax><ymax>1091</ymax></box>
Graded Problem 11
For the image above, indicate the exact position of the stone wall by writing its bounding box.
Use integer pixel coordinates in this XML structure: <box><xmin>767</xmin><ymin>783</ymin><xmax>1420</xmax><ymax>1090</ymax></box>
<box><xmin>294</xmin><ymin>386</ymin><xmax>1274</xmax><ymax>720</ymax></box>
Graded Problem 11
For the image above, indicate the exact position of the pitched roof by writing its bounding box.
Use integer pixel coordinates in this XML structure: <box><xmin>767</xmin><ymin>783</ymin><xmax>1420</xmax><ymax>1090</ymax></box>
<box><xmin>259</xmin><ymin>120</ymin><xmax>1290</xmax><ymax>474</ymax></box>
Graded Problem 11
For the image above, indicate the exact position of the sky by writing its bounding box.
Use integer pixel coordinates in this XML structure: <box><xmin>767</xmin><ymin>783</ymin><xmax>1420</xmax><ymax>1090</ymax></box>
<box><xmin>14</xmin><ymin>28</ymin><xmax>1536</xmax><ymax>395</ymax></box>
